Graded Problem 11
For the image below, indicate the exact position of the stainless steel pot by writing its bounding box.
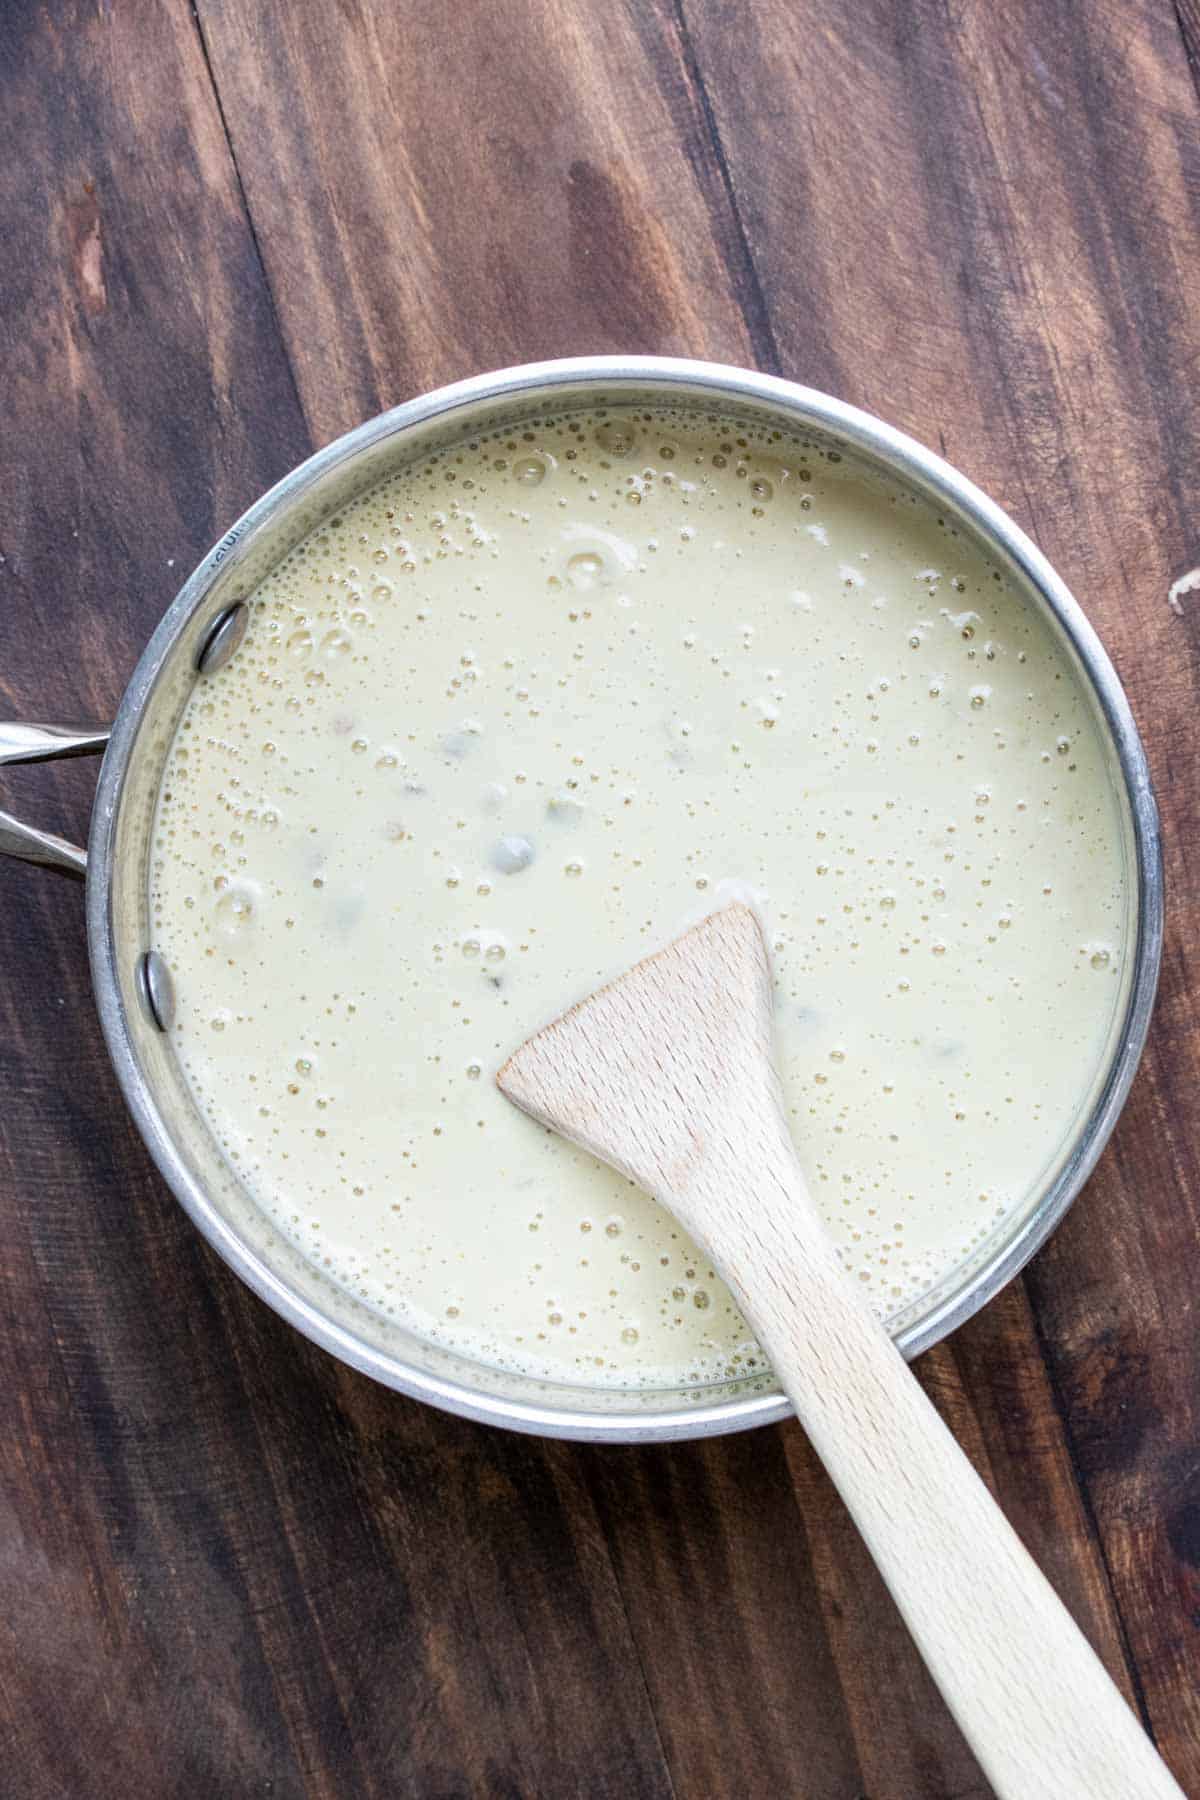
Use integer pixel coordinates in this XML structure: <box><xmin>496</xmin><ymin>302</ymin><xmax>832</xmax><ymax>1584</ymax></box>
<box><xmin>1</xmin><ymin>357</ymin><xmax>1163</xmax><ymax>1441</ymax></box>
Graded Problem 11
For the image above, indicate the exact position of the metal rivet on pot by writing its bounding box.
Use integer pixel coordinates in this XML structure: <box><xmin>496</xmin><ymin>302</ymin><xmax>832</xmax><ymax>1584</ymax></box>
<box><xmin>136</xmin><ymin>950</ymin><xmax>176</xmax><ymax>1033</ymax></box>
<box><xmin>195</xmin><ymin>602</ymin><xmax>248</xmax><ymax>675</ymax></box>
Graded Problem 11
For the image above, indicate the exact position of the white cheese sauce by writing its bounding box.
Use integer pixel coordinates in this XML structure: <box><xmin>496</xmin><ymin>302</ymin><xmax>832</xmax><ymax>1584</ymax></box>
<box><xmin>150</xmin><ymin>406</ymin><xmax>1125</xmax><ymax>1387</ymax></box>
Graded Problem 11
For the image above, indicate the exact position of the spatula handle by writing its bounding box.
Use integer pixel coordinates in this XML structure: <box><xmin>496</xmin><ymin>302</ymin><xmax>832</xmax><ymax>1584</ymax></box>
<box><xmin>702</xmin><ymin>1151</ymin><xmax>1184</xmax><ymax>1800</ymax></box>
<box><xmin>497</xmin><ymin>904</ymin><xmax>1181</xmax><ymax>1794</ymax></box>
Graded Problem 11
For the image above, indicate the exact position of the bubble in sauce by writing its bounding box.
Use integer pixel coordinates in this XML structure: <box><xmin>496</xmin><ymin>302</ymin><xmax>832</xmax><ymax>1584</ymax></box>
<box><xmin>547</xmin><ymin>791</ymin><xmax>584</xmax><ymax>825</ymax></box>
<box><xmin>566</xmin><ymin>551</ymin><xmax>605</xmax><ymax>590</ymax></box>
<box><xmin>512</xmin><ymin>451</ymin><xmax>555</xmax><ymax>486</ymax></box>
<box><xmin>491</xmin><ymin>835</ymin><xmax>535</xmax><ymax>874</ymax></box>
<box><xmin>595</xmin><ymin>419</ymin><xmax>638</xmax><ymax>458</ymax></box>
<box><xmin>215</xmin><ymin>882</ymin><xmax>260</xmax><ymax>935</ymax></box>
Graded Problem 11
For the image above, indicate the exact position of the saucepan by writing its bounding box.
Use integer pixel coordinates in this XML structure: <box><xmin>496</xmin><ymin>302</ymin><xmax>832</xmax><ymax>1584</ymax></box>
<box><xmin>0</xmin><ymin>357</ymin><xmax>1162</xmax><ymax>1440</ymax></box>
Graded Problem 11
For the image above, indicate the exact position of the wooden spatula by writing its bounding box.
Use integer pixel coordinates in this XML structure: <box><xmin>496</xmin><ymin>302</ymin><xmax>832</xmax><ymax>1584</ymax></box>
<box><xmin>498</xmin><ymin>902</ymin><xmax>1182</xmax><ymax>1800</ymax></box>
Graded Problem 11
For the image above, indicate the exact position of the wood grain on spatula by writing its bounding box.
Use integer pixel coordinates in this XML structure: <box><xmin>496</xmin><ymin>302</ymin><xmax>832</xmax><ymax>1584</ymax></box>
<box><xmin>498</xmin><ymin>903</ymin><xmax>1184</xmax><ymax>1800</ymax></box>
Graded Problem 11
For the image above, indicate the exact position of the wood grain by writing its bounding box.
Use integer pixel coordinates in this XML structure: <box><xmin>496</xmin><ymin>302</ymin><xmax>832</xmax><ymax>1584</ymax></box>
<box><xmin>1</xmin><ymin>0</ymin><xmax>1197</xmax><ymax>1795</ymax></box>
<box><xmin>193</xmin><ymin>0</ymin><xmax>761</xmax><ymax>440</ymax></box>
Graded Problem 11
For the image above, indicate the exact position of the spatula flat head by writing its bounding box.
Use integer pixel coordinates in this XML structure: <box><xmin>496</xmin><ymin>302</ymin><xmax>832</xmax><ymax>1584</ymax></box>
<box><xmin>497</xmin><ymin>903</ymin><xmax>782</xmax><ymax>1200</ymax></box>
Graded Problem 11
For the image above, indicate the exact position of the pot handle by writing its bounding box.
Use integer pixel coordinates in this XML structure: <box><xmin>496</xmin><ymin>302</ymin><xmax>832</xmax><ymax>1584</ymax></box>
<box><xmin>0</xmin><ymin>722</ymin><xmax>112</xmax><ymax>878</ymax></box>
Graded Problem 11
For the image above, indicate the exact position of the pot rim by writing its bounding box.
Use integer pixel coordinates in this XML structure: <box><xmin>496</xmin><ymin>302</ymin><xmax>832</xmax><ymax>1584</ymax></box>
<box><xmin>84</xmin><ymin>355</ymin><xmax>1163</xmax><ymax>1441</ymax></box>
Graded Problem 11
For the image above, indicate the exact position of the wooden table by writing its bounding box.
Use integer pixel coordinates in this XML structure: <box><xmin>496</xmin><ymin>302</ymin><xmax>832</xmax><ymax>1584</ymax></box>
<box><xmin>2</xmin><ymin>4</ymin><xmax>1197</xmax><ymax>1794</ymax></box>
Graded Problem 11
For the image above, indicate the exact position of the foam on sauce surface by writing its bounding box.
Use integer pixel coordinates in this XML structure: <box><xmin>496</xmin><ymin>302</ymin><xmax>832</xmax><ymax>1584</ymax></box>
<box><xmin>151</xmin><ymin>406</ymin><xmax>1125</xmax><ymax>1387</ymax></box>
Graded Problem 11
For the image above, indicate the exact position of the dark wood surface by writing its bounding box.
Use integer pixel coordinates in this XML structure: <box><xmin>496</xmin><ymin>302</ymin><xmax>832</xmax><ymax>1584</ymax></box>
<box><xmin>1</xmin><ymin>2</ymin><xmax>1197</xmax><ymax>1793</ymax></box>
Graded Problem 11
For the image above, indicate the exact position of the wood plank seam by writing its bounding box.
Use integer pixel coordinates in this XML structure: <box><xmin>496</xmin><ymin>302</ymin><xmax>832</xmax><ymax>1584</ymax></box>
<box><xmin>592</xmin><ymin>1547</ymin><xmax>683</xmax><ymax>1800</ymax></box>
<box><xmin>190</xmin><ymin>1</ymin><xmax>311</xmax><ymax>448</ymax></box>
<box><xmin>1021</xmin><ymin>1276</ymin><xmax>1159</xmax><ymax>1739</ymax></box>
<box><xmin>668</xmin><ymin>0</ymin><xmax>783</xmax><ymax>375</ymax></box>
<box><xmin>1170</xmin><ymin>0</ymin><xmax>1200</xmax><ymax>82</ymax></box>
